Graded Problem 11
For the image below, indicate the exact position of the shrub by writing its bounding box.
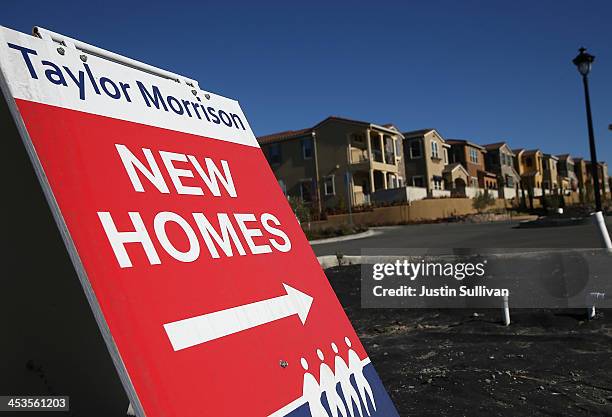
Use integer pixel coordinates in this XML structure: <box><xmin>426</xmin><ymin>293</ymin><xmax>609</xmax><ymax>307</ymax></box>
<box><xmin>303</xmin><ymin>224</ymin><xmax>368</xmax><ymax>240</ymax></box>
<box><xmin>288</xmin><ymin>196</ymin><xmax>311</xmax><ymax>223</ymax></box>
<box><xmin>472</xmin><ymin>191</ymin><xmax>496</xmax><ymax>213</ymax></box>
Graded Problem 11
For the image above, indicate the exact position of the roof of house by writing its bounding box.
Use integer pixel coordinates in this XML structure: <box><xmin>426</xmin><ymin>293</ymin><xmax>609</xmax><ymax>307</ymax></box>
<box><xmin>523</xmin><ymin>149</ymin><xmax>541</xmax><ymax>155</ymax></box>
<box><xmin>402</xmin><ymin>128</ymin><xmax>435</xmax><ymax>138</ymax></box>
<box><xmin>257</xmin><ymin>128</ymin><xmax>313</xmax><ymax>145</ymax></box>
<box><xmin>543</xmin><ymin>153</ymin><xmax>559</xmax><ymax>160</ymax></box>
<box><xmin>483</xmin><ymin>142</ymin><xmax>505</xmax><ymax>150</ymax></box>
<box><xmin>442</xmin><ymin>162</ymin><xmax>467</xmax><ymax>174</ymax></box>
<box><xmin>483</xmin><ymin>142</ymin><xmax>515</xmax><ymax>155</ymax></box>
<box><xmin>512</xmin><ymin>148</ymin><xmax>525</xmax><ymax>154</ymax></box>
<box><xmin>313</xmin><ymin>115</ymin><xmax>370</xmax><ymax>128</ymax></box>
<box><xmin>446</xmin><ymin>139</ymin><xmax>486</xmax><ymax>151</ymax></box>
<box><xmin>257</xmin><ymin>116</ymin><xmax>401</xmax><ymax>145</ymax></box>
<box><xmin>556</xmin><ymin>153</ymin><xmax>572</xmax><ymax>160</ymax></box>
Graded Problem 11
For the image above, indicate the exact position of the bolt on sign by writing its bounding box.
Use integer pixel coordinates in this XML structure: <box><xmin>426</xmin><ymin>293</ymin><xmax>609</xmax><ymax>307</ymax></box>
<box><xmin>0</xmin><ymin>26</ymin><xmax>399</xmax><ymax>417</ymax></box>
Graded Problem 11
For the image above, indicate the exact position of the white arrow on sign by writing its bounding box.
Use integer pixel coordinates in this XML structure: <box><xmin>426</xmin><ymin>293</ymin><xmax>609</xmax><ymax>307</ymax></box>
<box><xmin>163</xmin><ymin>283</ymin><xmax>314</xmax><ymax>351</ymax></box>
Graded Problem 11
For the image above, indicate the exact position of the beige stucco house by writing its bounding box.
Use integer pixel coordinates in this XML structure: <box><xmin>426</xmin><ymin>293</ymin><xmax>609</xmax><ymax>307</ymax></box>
<box><xmin>586</xmin><ymin>160</ymin><xmax>609</xmax><ymax>200</ymax></box>
<box><xmin>402</xmin><ymin>129</ymin><xmax>451</xmax><ymax>197</ymax></box>
<box><xmin>514</xmin><ymin>148</ymin><xmax>543</xmax><ymax>207</ymax></box>
<box><xmin>556</xmin><ymin>154</ymin><xmax>578</xmax><ymax>194</ymax></box>
<box><xmin>483</xmin><ymin>142</ymin><xmax>520</xmax><ymax>199</ymax></box>
<box><xmin>542</xmin><ymin>154</ymin><xmax>560</xmax><ymax>194</ymax></box>
<box><xmin>257</xmin><ymin>116</ymin><xmax>405</xmax><ymax>215</ymax></box>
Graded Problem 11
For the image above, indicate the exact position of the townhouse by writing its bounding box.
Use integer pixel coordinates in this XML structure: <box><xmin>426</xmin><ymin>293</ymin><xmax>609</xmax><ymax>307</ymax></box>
<box><xmin>586</xmin><ymin>161</ymin><xmax>609</xmax><ymax>197</ymax></box>
<box><xmin>402</xmin><ymin>129</ymin><xmax>452</xmax><ymax>197</ymax></box>
<box><xmin>514</xmin><ymin>148</ymin><xmax>544</xmax><ymax>203</ymax></box>
<box><xmin>574</xmin><ymin>158</ymin><xmax>590</xmax><ymax>200</ymax></box>
<box><xmin>483</xmin><ymin>142</ymin><xmax>521</xmax><ymax>199</ymax></box>
<box><xmin>541</xmin><ymin>154</ymin><xmax>560</xmax><ymax>194</ymax></box>
<box><xmin>258</xmin><ymin>117</ymin><xmax>609</xmax><ymax>213</ymax></box>
<box><xmin>257</xmin><ymin>116</ymin><xmax>405</xmax><ymax>215</ymax></box>
<box><xmin>447</xmin><ymin>139</ymin><xmax>498</xmax><ymax>197</ymax></box>
<box><xmin>556</xmin><ymin>154</ymin><xmax>578</xmax><ymax>195</ymax></box>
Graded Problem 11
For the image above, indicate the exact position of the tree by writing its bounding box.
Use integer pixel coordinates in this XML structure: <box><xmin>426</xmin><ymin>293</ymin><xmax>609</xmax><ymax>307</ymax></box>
<box><xmin>288</xmin><ymin>196</ymin><xmax>311</xmax><ymax>223</ymax></box>
<box><xmin>472</xmin><ymin>191</ymin><xmax>496</xmax><ymax>213</ymax></box>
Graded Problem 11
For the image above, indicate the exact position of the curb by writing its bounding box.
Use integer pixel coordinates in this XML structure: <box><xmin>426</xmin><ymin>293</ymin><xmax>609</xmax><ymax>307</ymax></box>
<box><xmin>316</xmin><ymin>248</ymin><xmax>607</xmax><ymax>269</ymax></box>
<box><xmin>308</xmin><ymin>229</ymin><xmax>380</xmax><ymax>245</ymax></box>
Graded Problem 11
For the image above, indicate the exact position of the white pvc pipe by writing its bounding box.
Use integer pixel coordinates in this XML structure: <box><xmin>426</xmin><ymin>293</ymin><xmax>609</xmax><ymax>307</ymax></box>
<box><xmin>593</xmin><ymin>211</ymin><xmax>612</xmax><ymax>249</ymax></box>
<box><xmin>587</xmin><ymin>306</ymin><xmax>596</xmax><ymax>320</ymax></box>
<box><xmin>502</xmin><ymin>295</ymin><xmax>510</xmax><ymax>326</ymax></box>
<box><xmin>32</xmin><ymin>27</ymin><xmax>200</xmax><ymax>88</ymax></box>
<box><xmin>589</xmin><ymin>211</ymin><xmax>611</xmax><ymax>318</ymax></box>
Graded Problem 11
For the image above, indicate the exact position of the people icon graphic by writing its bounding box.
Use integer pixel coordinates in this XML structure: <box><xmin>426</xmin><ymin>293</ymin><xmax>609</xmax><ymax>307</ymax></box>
<box><xmin>299</xmin><ymin>337</ymin><xmax>377</xmax><ymax>417</ymax></box>
<box><xmin>345</xmin><ymin>337</ymin><xmax>376</xmax><ymax>415</ymax></box>
<box><xmin>331</xmin><ymin>342</ymin><xmax>363</xmax><ymax>417</ymax></box>
<box><xmin>301</xmin><ymin>357</ymin><xmax>330</xmax><ymax>417</ymax></box>
<box><xmin>317</xmin><ymin>349</ymin><xmax>347</xmax><ymax>417</ymax></box>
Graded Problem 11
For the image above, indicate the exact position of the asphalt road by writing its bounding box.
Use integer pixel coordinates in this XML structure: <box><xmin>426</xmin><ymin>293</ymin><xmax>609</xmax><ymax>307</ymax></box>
<box><xmin>312</xmin><ymin>218</ymin><xmax>612</xmax><ymax>256</ymax></box>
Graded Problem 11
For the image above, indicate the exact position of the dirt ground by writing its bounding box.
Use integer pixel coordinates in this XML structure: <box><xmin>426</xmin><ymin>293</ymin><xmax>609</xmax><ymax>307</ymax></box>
<box><xmin>326</xmin><ymin>265</ymin><xmax>612</xmax><ymax>416</ymax></box>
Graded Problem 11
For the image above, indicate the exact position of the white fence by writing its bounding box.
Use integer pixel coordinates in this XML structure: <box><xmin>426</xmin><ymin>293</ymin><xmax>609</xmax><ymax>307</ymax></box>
<box><xmin>431</xmin><ymin>189</ymin><xmax>451</xmax><ymax>198</ymax></box>
<box><xmin>371</xmin><ymin>186</ymin><xmax>428</xmax><ymax>204</ymax></box>
<box><xmin>407</xmin><ymin>186</ymin><xmax>428</xmax><ymax>201</ymax></box>
<box><xmin>487</xmin><ymin>189</ymin><xmax>499</xmax><ymax>199</ymax></box>
<box><xmin>464</xmin><ymin>187</ymin><xmax>479</xmax><ymax>198</ymax></box>
<box><xmin>367</xmin><ymin>186</ymin><xmax>507</xmax><ymax>203</ymax></box>
<box><xmin>464</xmin><ymin>187</ymin><xmax>498</xmax><ymax>199</ymax></box>
<box><xmin>502</xmin><ymin>187</ymin><xmax>517</xmax><ymax>199</ymax></box>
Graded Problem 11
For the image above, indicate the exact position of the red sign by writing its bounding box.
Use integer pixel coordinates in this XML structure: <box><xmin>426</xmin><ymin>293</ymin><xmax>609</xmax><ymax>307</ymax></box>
<box><xmin>0</xmin><ymin>27</ymin><xmax>398</xmax><ymax>417</ymax></box>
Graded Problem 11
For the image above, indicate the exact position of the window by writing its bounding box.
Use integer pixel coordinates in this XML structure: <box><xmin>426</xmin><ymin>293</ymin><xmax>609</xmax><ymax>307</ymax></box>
<box><xmin>302</xmin><ymin>138</ymin><xmax>313</xmax><ymax>159</ymax></box>
<box><xmin>412</xmin><ymin>176</ymin><xmax>425</xmax><ymax>187</ymax></box>
<box><xmin>431</xmin><ymin>141</ymin><xmax>439</xmax><ymax>159</ymax></box>
<box><xmin>323</xmin><ymin>175</ymin><xmax>335</xmax><ymax>195</ymax></box>
<box><xmin>384</xmin><ymin>136</ymin><xmax>395</xmax><ymax>162</ymax></box>
<box><xmin>505</xmin><ymin>176</ymin><xmax>514</xmax><ymax>188</ymax></box>
<box><xmin>469</xmin><ymin>148</ymin><xmax>478</xmax><ymax>164</ymax></box>
<box><xmin>443</xmin><ymin>149</ymin><xmax>448</xmax><ymax>164</ymax></box>
<box><xmin>397</xmin><ymin>177</ymin><xmax>404</xmax><ymax>187</ymax></box>
<box><xmin>351</xmin><ymin>133</ymin><xmax>365</xmax><ymax>144</ymax></box>
<box><xmin>409</xmin><ymin>140</ymin><xmax>422</xmax><ymax>158</ymax></box>
<box><xmin>268</xmin><ymin>144</ymin><xmax>281</xmax><ymax>165</ymax></box>
<box><xmin>300</xmin><ymin>179</ymin><xmax>313</xmax><ymax>202</ymax></box>
<box><xmin>395</xmin><ymin>139</ymin><xmax>402</xmax><ymax>156</ymax></box>
<box><xmin>433</xmin><ymin>179</ymin><xmax>443</xmax><ymax>190</ymax></box>
<box><xmin>471</xmin><ymin>177</ymin><xmax>478</xmax><ymax>187</ymax></box>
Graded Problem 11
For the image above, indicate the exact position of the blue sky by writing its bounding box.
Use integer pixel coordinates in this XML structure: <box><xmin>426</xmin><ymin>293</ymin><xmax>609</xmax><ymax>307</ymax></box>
<box><xmin>4</xmin><ymin>0</ymin><xmax>612</xmax><ymax>162</ymax></box>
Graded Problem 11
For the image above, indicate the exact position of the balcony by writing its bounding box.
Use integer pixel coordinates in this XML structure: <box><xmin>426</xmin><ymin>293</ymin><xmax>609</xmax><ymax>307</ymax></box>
<box><xmin>349</xmin><ymin>135</ymin><xmax>400</xmax><ymax>174</ymax></box>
